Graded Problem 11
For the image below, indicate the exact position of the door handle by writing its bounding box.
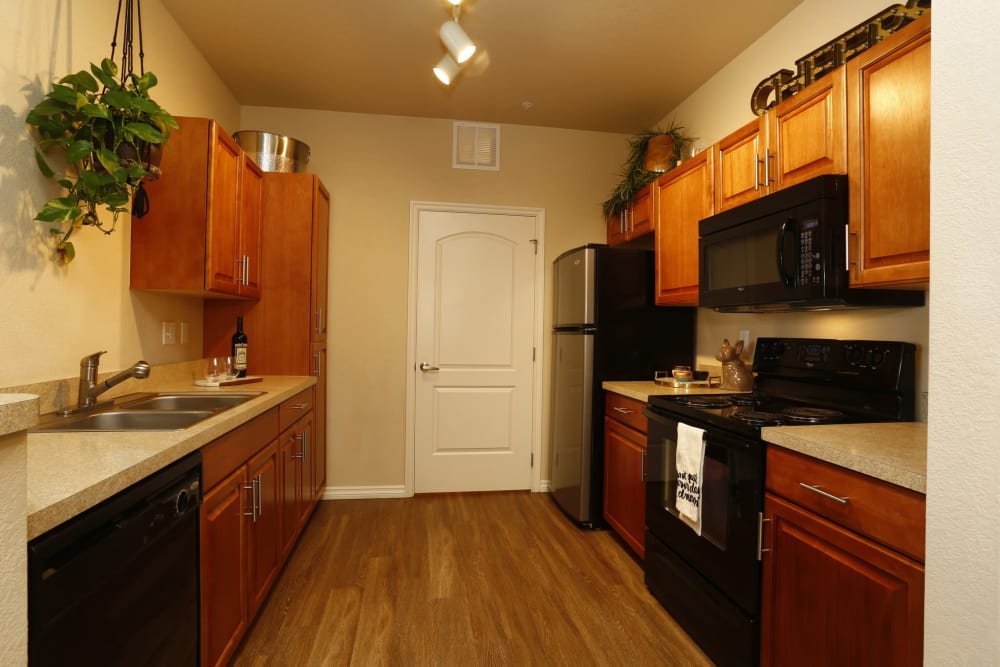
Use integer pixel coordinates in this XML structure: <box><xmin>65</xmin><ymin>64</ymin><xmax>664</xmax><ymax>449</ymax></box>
<box><xmin>419</xmin><ymin>362</ymin><xmax>440</xmax><ymax>372</ymax></box>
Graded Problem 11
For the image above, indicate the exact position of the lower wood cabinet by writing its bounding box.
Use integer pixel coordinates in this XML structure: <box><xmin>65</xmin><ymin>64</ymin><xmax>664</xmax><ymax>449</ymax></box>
<box><xmin>603</xmin><ymin>392</ymin><xmax>648</xmax><ymax>558</ymax></box>
<box><xmin>200</xmin><ymin>389</ymin><xmax>321</xmax><ymax>667</ymax></box>
<box><xmin>760</xmin><ymin>446</ymin><xmax>925</xmax><ymax>666</ymax></box>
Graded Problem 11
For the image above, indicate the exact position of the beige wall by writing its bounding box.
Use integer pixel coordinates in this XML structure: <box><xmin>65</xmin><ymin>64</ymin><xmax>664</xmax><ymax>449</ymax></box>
<box><xmin>241</xmin><ymin>107</ymin><xmax>624</xmax><ymax>487</ymax></box>
<box><xmin>0</xmin><ymin>0</ymin><xmax>240</xmax><ymax>389</ymax></box>
<box><xmin>657</xmin><ymin>0</ymin><xmax>929</xmax><ymax>415</ymax></box>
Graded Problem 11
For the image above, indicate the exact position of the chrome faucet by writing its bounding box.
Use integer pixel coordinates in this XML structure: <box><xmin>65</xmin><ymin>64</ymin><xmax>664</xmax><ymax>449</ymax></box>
<box><xmin>76</xmin><ymin>351</ymin><xmax>151</xmax><ymax>410</ymax></box>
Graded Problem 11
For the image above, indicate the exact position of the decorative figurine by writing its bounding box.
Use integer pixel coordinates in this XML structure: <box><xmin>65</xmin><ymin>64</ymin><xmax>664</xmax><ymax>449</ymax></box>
<box><xmin>716</xmin><ymin>338</ymin><xmax>753</xmax><ymax>391</ymax></box>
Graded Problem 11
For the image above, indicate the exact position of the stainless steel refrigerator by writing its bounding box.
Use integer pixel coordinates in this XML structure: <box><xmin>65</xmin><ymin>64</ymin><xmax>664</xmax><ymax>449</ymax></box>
<box><xmin>548</xmin><ymin>244</ymin><xmax>695</xmax><ymax>526</ymax></box>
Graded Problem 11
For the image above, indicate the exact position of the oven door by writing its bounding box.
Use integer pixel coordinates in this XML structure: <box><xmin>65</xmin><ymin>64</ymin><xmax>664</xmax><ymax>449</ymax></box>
<box><xmin>644</xmin><ymin>405</ymin><xmax>764</xmax><ymax>614</ymax></box>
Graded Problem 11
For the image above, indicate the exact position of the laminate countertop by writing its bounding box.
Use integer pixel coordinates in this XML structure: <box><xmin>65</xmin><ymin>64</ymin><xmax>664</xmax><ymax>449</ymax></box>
<box><xmin>762</xmin><ymin>422</ymin><xmax>927</xmax><ymax>494</ymax></box>
<box><xmin>26</xmin><ymin>376</ymin><xmax>315</xmax><ymax>540</ymax></box>
<box><xmin>601</xmin><ymin>380</ymin><xmax>744</xmax><ymax>403</ymax></box>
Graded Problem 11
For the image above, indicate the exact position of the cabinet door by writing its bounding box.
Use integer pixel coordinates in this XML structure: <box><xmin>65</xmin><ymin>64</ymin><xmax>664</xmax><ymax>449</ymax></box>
<box><xmin>606</xmin><ymin>211</ymin><xmax>628</xmax><ymax>246</ymax></box>
<box><xmin>246</xmin><ymin>440</ymin><xmax>280</xmax><ymax>617</ymax></box>
<box><xmin>311</xmin><ymin>343</ymin><xmax>328</xmax><ymax>501</ymax></box>
<box><xmin>847</xmin><ymin>15</ymin><xmax>930</xmax><ymax>287</ymax></box>
<box><xmin>200</xmin><ymin>467</ymin><xmax>249</xmax><ymax>667</ymax></box>
<box><xmin>603</xmin><ymin>417</ymin><xmax>647</xmax><ymax>559</ymax></box>
<box><xmin>655</xmin><ymin>149</ymin><xmax>713</xmax><ymax>305</ymax></box>
<box><xmin>206</xmin><ymin>127</ymin><xmax>242</xmax><ymax>295</ymax></box>
<box><xmin>628</xmin><ymin>183</ymin><xmax>654</xmax><ymax>238</ymax></box>
<box><xmin>760</xmin><ymin>493</ymin><xmax>924</xmax><ymax>667</ymax></box>
<box><xmin>311</xmin><ymin>182</ymin><xmax>331</xmax><ymax>342</ymax></box>
<box><xmin>279</xmin><ymin>425</ymin><xmax>303</xmax><ymax>558</ymax></box>
<box><xmin>716</xmin><ymin>116</ymin><xmax>766</xmax><ymax>212</ymax></box>
<box><xmin>238</xmin><ymin>156</ymin><xmax>264</xmax><ymax>299</ymax></box>
<box><xmin>769</xmin><ymin>66</ymin><xmax>845</xmax><ymax>191</ymax></box>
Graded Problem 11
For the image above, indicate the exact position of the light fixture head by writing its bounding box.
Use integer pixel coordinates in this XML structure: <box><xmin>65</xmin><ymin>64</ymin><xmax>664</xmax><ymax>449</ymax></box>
<box><xmin>440</xmin><ymin>20</ymin><xmax>476</xmax><ymax>64</ymax></box>
<box><xmin>446</xmin><ymin>0</ymin><xmax>463</xmax><ymax>5</ymax></box>
<box><xmin>433</xmin><ymin>54</ymin><xmax>461</xmax><ymax>85</ymax></box>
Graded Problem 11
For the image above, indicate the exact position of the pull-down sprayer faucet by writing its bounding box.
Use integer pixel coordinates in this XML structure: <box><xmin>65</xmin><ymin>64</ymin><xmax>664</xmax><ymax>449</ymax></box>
<box><xmin>75</xmin><ymin>350</ymin><xmax>151</xmax><ymax>410</ymax></box>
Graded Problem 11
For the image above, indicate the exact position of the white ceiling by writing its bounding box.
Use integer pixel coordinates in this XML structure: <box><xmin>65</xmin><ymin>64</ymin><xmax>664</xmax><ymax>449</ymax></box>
<box><xmin>163</xmin><ymin>0</ymin><xmax>804</xmax><ymax>134</ymax></box>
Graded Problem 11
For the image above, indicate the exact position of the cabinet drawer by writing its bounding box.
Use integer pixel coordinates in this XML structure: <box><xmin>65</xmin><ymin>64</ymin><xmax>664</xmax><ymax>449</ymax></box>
<box><xmin>202</xmin><ymin>408</ymin><xmax>279</xmax><ymax>489</ymax></box>
<box><xmin>279</xmin><ymin>387</ymin><xmax>314</xmax><ymax>432</ymax></box>
<box><xmin>766</xmin><ymin>446</ymin><xmax>925</xmax><ymax>562</ymax></box>
<box><xmin>605</xmin><ymin>392</ymin><xmax>647</xmax><ymax>433</ymax></box>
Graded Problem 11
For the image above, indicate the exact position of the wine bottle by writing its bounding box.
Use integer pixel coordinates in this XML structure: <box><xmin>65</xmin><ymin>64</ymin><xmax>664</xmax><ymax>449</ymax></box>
<box><xmin>232</xmin><ymin>316</ymin><xmax>248</xmax><ymax>378</ymax></box>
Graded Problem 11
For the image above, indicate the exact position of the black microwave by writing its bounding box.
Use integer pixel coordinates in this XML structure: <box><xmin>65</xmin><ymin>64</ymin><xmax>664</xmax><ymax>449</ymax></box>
<box><xmin>697</xmin><ymin>174</ymin><xmax>924</xmax><ymax>311</ymax></box>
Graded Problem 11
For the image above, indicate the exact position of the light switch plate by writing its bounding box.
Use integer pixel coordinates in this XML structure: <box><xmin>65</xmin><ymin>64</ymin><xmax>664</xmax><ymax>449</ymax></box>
<box><xmin>162</xmin><ymin>321</ymin><xmax>176</xmax><ymax>345</ymax></box>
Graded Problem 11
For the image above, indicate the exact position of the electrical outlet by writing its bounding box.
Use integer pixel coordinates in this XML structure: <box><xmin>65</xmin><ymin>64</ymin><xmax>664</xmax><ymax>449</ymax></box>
<box><xmin>162</xmin><ymin>321</ymin><xmax>177</xmax><ymax>345</ymax></box>
<box><xmin>738</xmin><ymin>329</ymin><xmax>751</xmax><ymax>350</ymax></box>
<box><xmin>179</xmin><ymin>321</ymin><xmax>189</xmax><ymax>345</ymax></box>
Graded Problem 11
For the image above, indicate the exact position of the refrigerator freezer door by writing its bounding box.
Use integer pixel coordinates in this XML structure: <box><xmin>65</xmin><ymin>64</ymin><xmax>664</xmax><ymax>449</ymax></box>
<box><xmin>553</xmin><ymin>246</ymin><xmax>596</xmax><ymax>328</ymax></box>
<box><xmin>549</xmin><ymin>330</ymin><xmax>595</xmax><ymax>522</ymax></box>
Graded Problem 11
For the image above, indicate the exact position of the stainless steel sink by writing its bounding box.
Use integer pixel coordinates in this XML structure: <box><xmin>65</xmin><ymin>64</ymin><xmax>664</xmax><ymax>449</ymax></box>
<box><xmin>119</xmin><ymin>392</ymin><xmax>263</xmax><ymax>412</ymax></box>
<box><xmin>32</xmin><ymin>391</ymin><xmax>265</xmax><ymax>433</ymax></box>
<box><xmin>34</xmin><ymin>410</ymin><xmax>215</xmax><ymax>432</ymax></box>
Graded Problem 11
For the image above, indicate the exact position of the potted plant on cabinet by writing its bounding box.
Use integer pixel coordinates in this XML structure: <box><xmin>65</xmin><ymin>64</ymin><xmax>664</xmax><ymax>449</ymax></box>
<box><xmin>602</xmin><ymin>123</ymin><xmax>694</xmax><ymax>219</ymax></box>
<box><xmin>26</xmin><ymin>57</ymin><xmax>178</xmax><ymax>263</ymax></box>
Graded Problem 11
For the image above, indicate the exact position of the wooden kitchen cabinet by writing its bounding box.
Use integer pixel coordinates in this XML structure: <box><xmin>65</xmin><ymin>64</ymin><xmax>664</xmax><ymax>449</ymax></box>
<box><xmin>716</xmin><ymin>67</ymin><xmax>845</xmax><ymax>212</ymax></box>
<box><xmin>760</xmin><ymin>446</ymin><xmax>925</xmax><ymax>666</ymax></box>
<box><xmin>199</xmin><ymin>393</ymin><xmax>317</xmax><ymax>667</ymax></box>
<box><xmin>607</xmin><ymin>182</ymin><xmax>654</xmax><ymax>246</ymax></box>
<box><xmin>204</xmin><ymin>174</ymin><xmax>330</xmax><ymax>492</ymax></box>
<box><xmin>846</xmin><ymin>14</ymin><xmax>930</xmax><ymax>287</ymax></box>
<box><xmin>603</xmin><ymin>392</ymin><xmax>648</xmax><ymax>558</ymax></box>
<box><xmin>653</xmin><ymin>148</ymin><xmax>714</xmax><ymax>305</ymax></box>
<box><xmin>131</xmin><ymin>117</ymin><xmax>263</xmax><ymax>298</ymax></box>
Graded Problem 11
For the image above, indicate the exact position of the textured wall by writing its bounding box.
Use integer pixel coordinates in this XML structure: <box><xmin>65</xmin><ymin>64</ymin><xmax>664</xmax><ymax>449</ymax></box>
<box><xmin>925</xmin><ymin>1</ymin><xmax>1000</xmax><ymax>662</ymax></box>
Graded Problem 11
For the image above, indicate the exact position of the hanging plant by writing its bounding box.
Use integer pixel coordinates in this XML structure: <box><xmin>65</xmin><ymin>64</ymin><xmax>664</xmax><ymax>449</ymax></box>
<box><xmin>602</xmin><ymin>122</ymin><xmax>694</xmax><ymax>218</ymax></box>
<box><xmin>25</xmin><ymin>0</ymin><xmax>177</xmax><ymax>263</ymax></box>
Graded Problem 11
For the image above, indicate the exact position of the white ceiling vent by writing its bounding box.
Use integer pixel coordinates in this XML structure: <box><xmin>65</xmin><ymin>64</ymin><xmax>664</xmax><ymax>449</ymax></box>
<box><xmin>453</xmin><ymin>121</ymin><xmax>500</xmax><ymax>171</ymax></box>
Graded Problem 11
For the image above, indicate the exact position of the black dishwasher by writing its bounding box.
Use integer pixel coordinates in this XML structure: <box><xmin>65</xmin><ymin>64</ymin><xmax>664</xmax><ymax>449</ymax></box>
<box><xmin>29</xmin><ymin>450</ymin><xmax>202</xmax><ymax>666</ymax></box>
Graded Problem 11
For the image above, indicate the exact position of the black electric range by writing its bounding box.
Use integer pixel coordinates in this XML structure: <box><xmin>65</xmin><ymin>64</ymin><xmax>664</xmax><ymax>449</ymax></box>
<box><xmin>642</xmin><ymin>337</ymin><xmax>916</xmax><ymax>667</ymax></box>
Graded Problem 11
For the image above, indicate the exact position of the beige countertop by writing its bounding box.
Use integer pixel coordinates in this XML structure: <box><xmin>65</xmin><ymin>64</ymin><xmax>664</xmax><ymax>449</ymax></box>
<box><xmin>0</xmin><ymin>394</ymin><xmax>39</xmax><ymax>436</ymax></box>
<box><xmin>602</xmin><ymin>380</ymin><xmax>746</xmax><ymax>403</ymax></box>
<box><xmin>26</xmin><ymin>375</ymin><xmax>315</xmax><ymax>540</ymax></box>
<box><xmin>762</xmin><ymin>422</ymin><xmax>927</xmax><ymax>494</ymax></box>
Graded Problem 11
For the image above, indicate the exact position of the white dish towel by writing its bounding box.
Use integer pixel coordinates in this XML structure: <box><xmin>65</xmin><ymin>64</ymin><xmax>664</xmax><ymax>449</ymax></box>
<box><xmin>675</xmin><ymin>422</ymin><xmax>706</xmax><ymax>536</ymax></box>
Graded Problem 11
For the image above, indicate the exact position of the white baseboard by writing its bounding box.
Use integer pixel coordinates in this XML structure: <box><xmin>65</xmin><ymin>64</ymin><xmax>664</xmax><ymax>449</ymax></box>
<box><xmin>322</xmin><ymin>485</ymin><xmax>408</xmax><ymax>500</ymax></box>
<box><xmin>539</xmin><ymin>480</ymin><xmax>551</xmax><ymax>492</ymax></box>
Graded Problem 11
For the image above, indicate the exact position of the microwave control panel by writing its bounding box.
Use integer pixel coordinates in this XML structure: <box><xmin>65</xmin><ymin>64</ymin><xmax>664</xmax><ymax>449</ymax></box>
<box><xmin>798</xmin><ymin>218</ymin><xmax>823</xmax><ymax>286</ymax></box>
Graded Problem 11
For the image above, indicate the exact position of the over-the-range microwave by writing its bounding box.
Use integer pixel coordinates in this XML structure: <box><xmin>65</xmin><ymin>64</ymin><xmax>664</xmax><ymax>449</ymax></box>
<box><xmin>697</xmin><ymin>174</ymin><xmax>924</xmax><ymax>312</ymax></box>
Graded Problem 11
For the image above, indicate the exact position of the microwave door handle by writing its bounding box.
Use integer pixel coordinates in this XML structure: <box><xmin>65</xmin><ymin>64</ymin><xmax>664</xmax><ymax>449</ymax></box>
<box><xmin>777</xmin><ymin>217</ymin><xmax>796</xmax><ymax>287</ymax></box>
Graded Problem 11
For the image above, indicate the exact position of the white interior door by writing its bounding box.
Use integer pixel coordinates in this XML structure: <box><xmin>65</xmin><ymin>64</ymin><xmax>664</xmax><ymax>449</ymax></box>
<box><xmin>413</xmin><ymin>208</ymin><xmax>537</xmax><ymax>493</ymax></box>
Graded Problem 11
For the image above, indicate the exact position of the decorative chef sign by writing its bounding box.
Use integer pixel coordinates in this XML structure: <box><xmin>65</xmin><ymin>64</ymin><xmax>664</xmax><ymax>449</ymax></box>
<box><xmin>750</xmin><ymin>0</ymin><xmax>931</xmax><ymax>115</ymax></box>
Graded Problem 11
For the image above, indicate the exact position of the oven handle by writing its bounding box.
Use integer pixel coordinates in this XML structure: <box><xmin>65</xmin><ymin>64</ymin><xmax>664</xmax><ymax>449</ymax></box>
<box><xmin>776</xmin><ymin>217</ymin><xmax>796</xmax><ymax>287</ymax></box>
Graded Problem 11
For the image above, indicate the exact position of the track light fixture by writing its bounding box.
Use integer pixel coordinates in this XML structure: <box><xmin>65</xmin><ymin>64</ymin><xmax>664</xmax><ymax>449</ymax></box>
<box><xmin>432</xmin><ymin>0</ymin><xmax>478</xmax><ymax>86</ymax></box>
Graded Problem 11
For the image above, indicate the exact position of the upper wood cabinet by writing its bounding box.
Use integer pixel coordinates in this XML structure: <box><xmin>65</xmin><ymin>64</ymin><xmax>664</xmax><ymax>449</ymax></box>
<box><xmin>607</xmin><ymin>182</ymin><xmax>654</xmax><ymax>246</ymax></box>
<box><xmin>716</xmin><ymin>68</ymin><xmax>846</xmax><ymax>212</ymax></box>
<box><xmin>131</xmin><ymin>117</ymin><xmax>263</xmax><ymax>298</ymax></box>
<box><xmin>654</xmin><ymin>148</ymin><xmax>714</xmax><ymax>306</ymax></box>
<box><xmin>847</xmin><ymin>14</ymin><xmax>930</xmax><ymax>287</ymax></box>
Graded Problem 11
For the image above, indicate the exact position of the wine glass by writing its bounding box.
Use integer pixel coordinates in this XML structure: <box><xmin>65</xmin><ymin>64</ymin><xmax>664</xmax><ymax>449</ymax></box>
<box><xmin>205</xmin><ymin>357</ymin><xmax>221</xmax><ymax>382</ymax></box>
<box><xmin>221</xmin><ymin>356</ymin><xmax>236</xmax><ymax>381</ymax></box>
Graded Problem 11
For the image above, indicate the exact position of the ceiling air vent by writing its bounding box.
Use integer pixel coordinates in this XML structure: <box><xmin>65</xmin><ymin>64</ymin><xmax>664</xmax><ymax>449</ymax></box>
<box><xmin>453</xmin><ymin>121</ymin><xmax>500</xmax><ymax>171</ymax></box>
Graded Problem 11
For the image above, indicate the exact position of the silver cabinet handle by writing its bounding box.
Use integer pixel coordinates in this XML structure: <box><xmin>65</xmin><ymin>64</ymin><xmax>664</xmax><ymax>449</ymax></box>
<box><xmin>256</xmin><ymin>473</ymin><xmax>263</xmax><ymax>517</ymax></box>
<box><xmin>613</xmin><ymin>406</ymin><xmax>633</xmax><ymax>414</ymax></box>
<box><xmin>294</xmin><ymin>432</ymin><xmax>307</xmax><ymax>460</ymax></box>
<box><xmin>314</xmin><ymin>351</ymin><xmax>322</xmax><ymax>377</ymax></box>
<box><xmin>235</xmin><ymin>257</ymin><xmax>244</xmax><ymax>285</ymax></box>
<box><xmin>291</xmin><ymin>402</ymin><xmax>310</xmax><ymax>410</ymax></box>
<box><xmin>243</xmin><ymin>255</ymin><xmax>249</xmax><ymax>285</ymax></box>
<box><xmin>753</xmin><ymin>136</ymin><xmax>762</xmax><ymax>191</ymax></box>
<box><xmin>764</xmin><ymin>149</ymin><xmax>774</xmax><ymax>185</ymax></box>
<box><xmin>315</xmin><ymin>308</ymin><xmax>323</xmax><ymax>334</ymax></box>
<box><xmin>243</xmin><ymin>478</ymin><xmax>258</xmax><ymax>523</ymax></box>
<box><xmin>799</xmin><ymin>482</ymin><xmax>849</xmax><ymax>504</ymax></box>
<box><xmin>640</xmin><ymin>449</ymin><xmax>647</xmax><ymax>481</ymax></box>
<box><xmin>419</xmin><ymin>362</ymin><xmax>440</xmax><ymax>372</ymax></box>
<box><xmin>757</xmin><ymin>512</ymin><xmax>771</xmax><ymax>561</ymax></box>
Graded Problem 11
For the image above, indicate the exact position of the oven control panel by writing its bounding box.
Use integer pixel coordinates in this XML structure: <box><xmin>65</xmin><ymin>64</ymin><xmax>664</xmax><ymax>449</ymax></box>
<box><xmin>754</xmin><ymin>337</ymin><xmax>916</xmax><ymax>389</ymax></box>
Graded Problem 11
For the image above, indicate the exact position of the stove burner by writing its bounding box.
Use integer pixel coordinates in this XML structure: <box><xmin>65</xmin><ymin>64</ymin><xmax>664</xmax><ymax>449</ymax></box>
<box><xmin>780</xmin><ymin>406</ymin><xmax>846</xmax><ymax>425</ymax></box>
<box><xmin>731</xmin><ymin>411</ymin><xmax>785</xmax><ymax>426</ymax></box>
<box><xmin>730</xmin><ymin>395</ymin><xmax>759</xmax><ymax>407</ymax></box>
<box><xmin>674</xmin><ymin>395</ymin><xmax>733</xmax><ymax>408</ymax></box>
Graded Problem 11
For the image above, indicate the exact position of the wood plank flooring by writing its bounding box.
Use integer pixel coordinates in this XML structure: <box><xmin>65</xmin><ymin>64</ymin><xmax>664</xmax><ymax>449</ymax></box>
<box><xmin>233</xmin><ymin>492</ymin><xmax>712</xmax><ymax>666</ymax></box>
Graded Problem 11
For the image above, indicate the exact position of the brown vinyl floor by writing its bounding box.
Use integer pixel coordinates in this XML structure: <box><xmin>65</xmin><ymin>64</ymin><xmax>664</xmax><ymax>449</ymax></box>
<box><xmin>233</xmin><ymin>492</ymin><xmax>712</xmax><ymax>666</ymax></box>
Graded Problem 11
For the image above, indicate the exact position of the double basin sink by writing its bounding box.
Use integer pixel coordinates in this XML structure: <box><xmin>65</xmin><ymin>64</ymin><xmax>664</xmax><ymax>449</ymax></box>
<box><xmin>33</xmin><ymin>392</ymin><xmax>264</xmax><ymax>432</ymax></box>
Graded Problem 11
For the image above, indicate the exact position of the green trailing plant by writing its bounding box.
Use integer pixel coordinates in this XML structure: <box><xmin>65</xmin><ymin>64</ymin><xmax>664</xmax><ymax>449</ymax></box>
<box><xmin>26</xmin><ymin>57</ymin><xmax>178</xmax><ymax>263</ymax></box>
<box><xmin>602</xmin><ymin>123</ymin><xmax>695</xmax><ymax>218</ymax></box>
